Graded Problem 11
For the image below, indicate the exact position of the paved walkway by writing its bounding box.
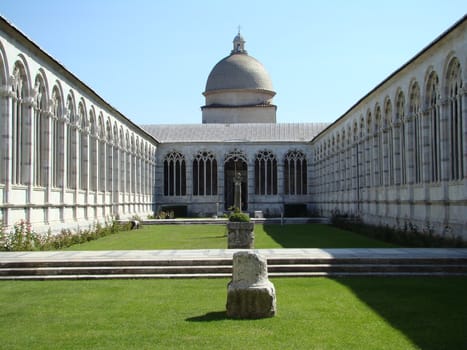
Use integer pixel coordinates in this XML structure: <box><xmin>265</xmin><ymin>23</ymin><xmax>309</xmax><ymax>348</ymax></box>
<box><xmin>1</xmin><ymin>248</ymin><xmax>467</xmax><ymax>263</ymax></box>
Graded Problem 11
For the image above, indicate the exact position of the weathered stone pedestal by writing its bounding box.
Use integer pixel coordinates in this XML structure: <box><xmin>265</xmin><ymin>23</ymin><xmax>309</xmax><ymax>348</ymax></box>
<box><xmin>226</xmin><ymin>251</ymin><xmax>276</xmax><ymax>319</ymax></box>
<box><xmin>227</xmin><ymin>222</ymin><xmax>255</xmax><ymax>249</ymax></box>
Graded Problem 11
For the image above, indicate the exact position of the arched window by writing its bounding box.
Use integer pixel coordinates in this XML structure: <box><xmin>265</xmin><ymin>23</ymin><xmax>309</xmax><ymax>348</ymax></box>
<box><xmin>284</xmin><ymin>150</ymin><xmax>307</xmax><ymax>195</ymax></box>
<box><xmin>193</xmin><ymin>151</ymin><xmax>217</xmax><ymax>196</ymax></box>
<box><xmin>112</xmin><ymin>123</ymin><xmax>119</xmax><ymax>195</ymax></box>
<box><xmin>384</xmin><ymin>99</ymin><xmax>394</xmax><ymax>186</ymax></box>
<box><xmin>164</xmin><ymin>151</ymin><xmax>186</xmax><ymax>196</ymax></box>
<box><xmin>255</xmin><ymin>150</ymin><xmax>277</xmax><ymax>195</ymax></box>
<box><xmin>395</xmin><ymin>91</ymin><xmax>406</xmax><ymax>185</ymax></box>
<box><xmin>98</xmin><ymin>114</ymin><xmax>105</xmax><ymax>191</ymax></box>
<box><xmin>106</xmin><ymin>119</ymin><xmax>113</xmax><ymax>192</ymax></box>
<box><xmin>89</xmin><ymin>109</ymin><xmax>97</xmax><ymax>191</ymax></box>
<box><xmin>78</xmin><ymin>102</ymin><xmax>88</xmax><ymax>190</ymax></box>
<box><xmin>11</xmin><ymin>62</ymin><xmax>30</xmax><ymax>185</ymax></box>
<box><xmin>33</xmin><ymin>74</ymin><xmax>48</xmax><ymax>187</ymax></box>
<box><xmin>130</xmin><ymin>134</ymin><xmax>135</xmax><ymax>193</ymax></box>
<box><xmin>51</xmin><ymin>85</ymin><xmax>64</xmax><ymax>188</ymax></box>
<box><xmin>66</xmin><ymin>93</ymin><xmax>77</xmax><ymax>189</ymax></box>
<box><xmin>135</xmin><ymin>138</ymin><xmax>141</xmax><ymax>194</ymax></box>
<box><xmin>0</xmin><ymin>52</ymin><xmax>6</xmax><ymax>184</ymax></box>
<box><xmin>365</xmin><ymin>113</ymin><xmax>372</xmax><ymax>188</ymax></box>
<box><xmin>424</xmin><ymin>71</ymin><xmax>440</xmax><ymax>183</ymax></box>
<box><xmin>409</xmin><ymin>82</ymin><xmax>422</xmax><ymax>183</ymax></box>
<box><xmin>445</xmin><ymin>58</ymin><xmax>463</xmax><ymax>180</ymax></box>
<box><xmin>374</xmin><ymin>106</ymin><xmax>383</xmax><ymax>186</ymax></box>
<box><xmin>119</xmin><ymin>128</ymin><xmax>125</xmax><ymax>192</ymax></box>
<box><xmin>125</xmin><ymin>132</ymin><xmax>131</xmax><ymax>192</ymax></box>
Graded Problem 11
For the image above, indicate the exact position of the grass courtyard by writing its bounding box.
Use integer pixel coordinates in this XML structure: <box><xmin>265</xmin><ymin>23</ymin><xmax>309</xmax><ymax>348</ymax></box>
<box><xmin>1</xmin><ymin>277</ymin><xmax>466</xmax><ymax>349</ymax></box>
<box><xmin>2</xmin><ymin>224</ymin><xmax>465</xmax><ymax>349</ymax></box>
<box><xmin>65</xmin><ymin>223</ymin><xmax>396</xmax><ymax>250</ymax></box>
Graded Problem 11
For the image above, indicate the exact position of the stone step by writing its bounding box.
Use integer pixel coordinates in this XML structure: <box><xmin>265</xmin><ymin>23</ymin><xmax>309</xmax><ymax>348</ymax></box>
<box><xmin>2</xmin><ymin>270</ymin><xmax>467</xmax><ymax>281</ymax></box>
<box><xmin>3</xmin><ymin>256</ymin><xmax>466</xmax><ymax>268</ymax></box>
<box><xmin>1</xmin><ymin>261</ymin><xmax>467</xmax><ymax>280</ymax></box>
<box><xmin>3</xmin><ymin>263</ymin><xmax>466</xmax><ymax>275</ymax></box>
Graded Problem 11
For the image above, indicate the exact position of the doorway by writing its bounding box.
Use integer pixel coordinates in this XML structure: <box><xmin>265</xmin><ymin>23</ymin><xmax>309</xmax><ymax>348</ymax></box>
<box><xmin>224</xmin><ymin>158</ymin><xmax>248</xmax><ymax>211</ymax></box>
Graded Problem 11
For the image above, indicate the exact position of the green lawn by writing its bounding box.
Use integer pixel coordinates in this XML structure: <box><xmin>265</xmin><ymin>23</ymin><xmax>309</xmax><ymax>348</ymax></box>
<box><xmin>65</xmin><ymin>223</ymin><xmax>396</xmax><ymax>250</ymax></box>
<box><xmin>1</xmin><ymin>277</ymin><xmax>466</xmax><ymax>349</ymax></box>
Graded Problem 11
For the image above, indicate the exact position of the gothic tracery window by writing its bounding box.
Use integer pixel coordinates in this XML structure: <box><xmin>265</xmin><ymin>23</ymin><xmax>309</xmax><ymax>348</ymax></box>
<box><xmin>106</xmin><ymin>119</ymin><xmax>113</xmax><ymax>192</ymax></box>
<box><xmin>409</xmin><ymin>82</ymin><xmax>422</xmax><ymax>183</ymax></box>
<box><xmin>119</xmin><ymin>128</ymin><xmax>125</xmax><ymax>192</ymax></box>
<box><xmin>193</xmin><ymin>151</ymin><xmax>217</xmax><ymax>196</ymax></box>
<box><xmin>284</xmin><ymin>150</ymin><xmax>307</xmax><ymax>195</ymax></box>
<box><xmin>384</xmin><ymin>99</ymin><xmax>394</xmax><ymax>186</ymax></box>
<box><xmin>98</xmin><ymin>115</ymin><xmax>106</xmax><ymax>192</ymax></box>
<box><xmin>78</xmin><ymin>102</ymin><xmax>88</xmax><ymax>190</ymax></box>
<box><xmin>395</xmin><ymin>91</ymin><xmax>406</xmax><ymax>185</ymax></box>
<box><xmin>34</xmin><ymin>74</ymin><xmax>48</xmax><ymax>187</ymax></box>
<box><xmin>164</xmin><ymin>151</ymin><xmax>186</xmax><ymax>196</ymax></box>
<box><xmin>52</xmin><ymin>85</ymin><xmax>64</xmax><ymax>188</ymax></box>
<box><xmin>255</xmin><ymin>150</ymin><xmax>277</xmax><ymax>195</ymax></box>
<box><xmin>89</xmin><ymin>110</ymin><xmax>98</xmax><ymax>191</ymax></box>
<box><xmin>425</xmin><ymin>72</ymin><xmax>441</xmax><ymax>183</ymax></box>
<box><xmin>66</xmin><ymin>94</ymin><xmax>77</xmax><ymax>189</ymax></box>
<box><xmin>446</xmin><ymin>57</ymin><xmax>463</xmax><ymax>181</ymax></box>
<box><xmin>11</xmin><ymin>62</ymin><xmax>30</xmax><ymax>185</ymax></box>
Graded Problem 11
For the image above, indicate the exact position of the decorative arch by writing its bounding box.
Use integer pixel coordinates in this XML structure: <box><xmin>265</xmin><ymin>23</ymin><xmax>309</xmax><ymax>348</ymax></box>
<box><xmin>33</xmin><ymin>72</ymin><xmax>49</xmax><ymax>187</ymax></box>
<box><xmin>88</xmin><ymin>107</ymin><xmax>97</xmax><ymax>191</ymax></box>
<box><xmin>224</xmin><ymin>149</ymin><xmax>248</xmax><ymax>210</ymax></box>
<box><xmin>395</xmin><ymin>89</ymin><xmax>407</xmax><ymax>185</ymax></box>
<box><xmin>255</xmin><ymin>150</ymin><xmax>277</xmax><ymax>195</ymax></box>
<box><xmin>163</xmin><ymin>151</ymin><xmax>186</xmax><ymax>196</ymax></box>
<box><xmin>11</xmin><ymin>60</ymin><xmax>31</xmax><ymax>185</ymax></box>
<box><xmin>193</xmin><ymin>150</ymin><xmax>218</xmax><ymax>196</ymax></box>
<box><xmin>284</xmin><ymin>150</ymin><xmax>307</xmax><ymax>195</ymax></box>
<box><xmin>66</xmin><ymin>92</ymin><xmax>77</xmax><ymax>189</ymax></box>
<box><xmin>425</xmin><ymin>70</ymin><xmax>441</xmax><ymax>182</ymax></box>
<box><xmin>445</xmin><ymin>56</ymin><xmax>463</xmax><ymax>180</ymax></box>
<box><xmin>0</xmin><ymin>41</ymin><xmax>8</xmax><ymax>184</ymax></box>
<box><xmin>105</xmin><ymin>118</ymin><xmax>113</xmax><ymax>192</ymax></box>
<box><xmin>119</xmin><ymin>126</ymin><xmax>125</xmax><ymax>192</ymax></box>
<box><xmin>409</xmin><ymin>81</ymin><xmax>422</xmax><ymax>183</ymax></box>
<box><xmin>78</xmin><ymin>100</ymin><xmax>88</xmax><ymax>190</ymax></box>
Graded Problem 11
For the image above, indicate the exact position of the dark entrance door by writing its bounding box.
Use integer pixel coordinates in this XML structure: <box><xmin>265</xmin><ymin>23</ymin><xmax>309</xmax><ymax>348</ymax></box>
<box><xmin>224</xmin><ymin>159</ymin><xmax>247</xmax><ymax>211</ymax></box>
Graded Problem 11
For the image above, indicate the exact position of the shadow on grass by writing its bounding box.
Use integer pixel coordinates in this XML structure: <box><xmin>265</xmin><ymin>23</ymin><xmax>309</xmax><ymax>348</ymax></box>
<box><xmin>336</xmin><ymin>277</ymin><xmax>467</xmax><ymax>350</ymax></box>
<box><xmin>193</xmin><ymin>235</ymin><xmax>227</xmax><ymax>240</ymax></box>
<box><xmin>262</xmin><ymin>223</ymin><xmax>396</xmax><ymax>248</ymax></box>
<box><xmin>185</xmin><ymin>311</ymin><xmax>228</xmax><ymax>322</ymax></box>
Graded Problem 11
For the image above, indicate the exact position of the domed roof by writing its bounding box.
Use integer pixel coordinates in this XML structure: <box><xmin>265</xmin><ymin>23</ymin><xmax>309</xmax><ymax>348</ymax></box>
<box><xmin>204</xmin><ymin>33</ymin><xmax>274</xmax><ymax>93</ymax></box>
<box><xmin>205</xmin><ymin>54</ymin><xmax>274</xmax><ymax>92</ymax></box>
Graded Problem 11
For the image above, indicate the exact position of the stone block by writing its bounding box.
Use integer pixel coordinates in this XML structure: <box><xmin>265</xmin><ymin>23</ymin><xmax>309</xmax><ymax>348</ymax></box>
<box><xmin>226</xmin><ymin>251</ymin><xmax>276</xmax><ymax>319</ymax></box>
<box><xmin>227</xmin><ymin>222</ymin><xmax>254</xmax><ymax>249</ymax></box>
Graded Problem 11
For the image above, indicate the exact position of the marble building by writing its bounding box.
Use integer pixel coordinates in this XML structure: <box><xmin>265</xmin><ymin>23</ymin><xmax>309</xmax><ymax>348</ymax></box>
<box><xmin>0</xmin><ymin>16</ymin><xmax>157</xmax><ymax>233</ymax></box>
<box><xmin>310</xmin><ymin>16</ymin><xmax>467</xmax><ymax>237</ymax></box>
<box><xmin>0</xmin><ymin>14</ymin><xmax>466</xmax><ymax>238</ymax></box>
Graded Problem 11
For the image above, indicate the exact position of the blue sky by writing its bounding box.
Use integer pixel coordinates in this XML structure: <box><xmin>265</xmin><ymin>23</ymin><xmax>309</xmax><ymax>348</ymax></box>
<box><xmin>1</xmin><ymin>1</ymin><xmax>465</xmax><ymax>125</ymax></box>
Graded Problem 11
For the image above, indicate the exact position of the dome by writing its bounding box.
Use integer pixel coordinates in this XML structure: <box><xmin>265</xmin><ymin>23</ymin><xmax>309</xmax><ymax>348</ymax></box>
<box><xmin>204</xmin><ymin>54</ymin><xmax>274</xmax><ymax>93</ymax></box>
<box><xmin>202</xmin><ymin>32</ymin><xmax>277</xmax><ymax>124</ymax></box>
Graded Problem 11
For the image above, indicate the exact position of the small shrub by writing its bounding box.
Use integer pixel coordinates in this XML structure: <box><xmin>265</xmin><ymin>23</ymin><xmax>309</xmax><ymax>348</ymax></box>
<box><xmin>0</xmin><ymin>219</ymin><xmax>131</xmax><ymax>251</ymax></box>
<box><xmin>331</xmin><ymin>211</ymin><xmax>466</xmax><ymax>248</ymax></box>
<box><xmin>228</xmin><ymin>207</ymin><xmax>250</xmax><ymax>222</ymax></box>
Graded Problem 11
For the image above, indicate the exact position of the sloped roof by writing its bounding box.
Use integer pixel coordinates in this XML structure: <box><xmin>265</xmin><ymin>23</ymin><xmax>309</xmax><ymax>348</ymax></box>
<box><xmin>141</xmin><ymin>123</ymin><xmax>329</xmax><ymax>143</ymax></box>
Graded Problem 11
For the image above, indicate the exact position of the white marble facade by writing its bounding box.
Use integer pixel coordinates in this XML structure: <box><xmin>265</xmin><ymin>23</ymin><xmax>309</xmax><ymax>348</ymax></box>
<box><xmin>310</xmin><ymin>17</ymin><xmax>467</xmax><ymax>238</ymax></box>
<box><xmin>0</xmin><ymin>17</ymin><xmax>157</xmax><ymax>233</ymax></box>
<box><xmin>0</xmin><ymin>15</ymin><xmax>466</xmax><ymax>239</ymax></box>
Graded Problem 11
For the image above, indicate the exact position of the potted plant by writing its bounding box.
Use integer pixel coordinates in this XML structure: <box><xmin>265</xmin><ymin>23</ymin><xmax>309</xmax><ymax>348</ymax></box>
<box><xmin>227</xmin><ymin>207</ymin><xmax>254</xmax><ymax>249</ymax></box>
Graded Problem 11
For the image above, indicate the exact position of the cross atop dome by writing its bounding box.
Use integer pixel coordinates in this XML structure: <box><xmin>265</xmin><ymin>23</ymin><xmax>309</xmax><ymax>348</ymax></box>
<box><xmin>232</xmin><ymin>27</ymin><xmax>247</xmax><ymax>54</ymax></box>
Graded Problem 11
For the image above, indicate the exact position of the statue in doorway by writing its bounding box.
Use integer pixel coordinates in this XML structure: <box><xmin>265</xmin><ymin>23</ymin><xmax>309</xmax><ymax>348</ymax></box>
<box><xmin>233</xmin><ymin>172</ymin><xmax>242</xmax><ymax>211</ymax></box>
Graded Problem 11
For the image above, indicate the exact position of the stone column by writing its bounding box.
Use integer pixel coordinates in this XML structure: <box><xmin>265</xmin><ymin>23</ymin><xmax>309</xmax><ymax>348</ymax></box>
<box><xmin>226</xmin><ymin>251</ymin><xmax>276</xmax><ymax>319</ymax></box>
